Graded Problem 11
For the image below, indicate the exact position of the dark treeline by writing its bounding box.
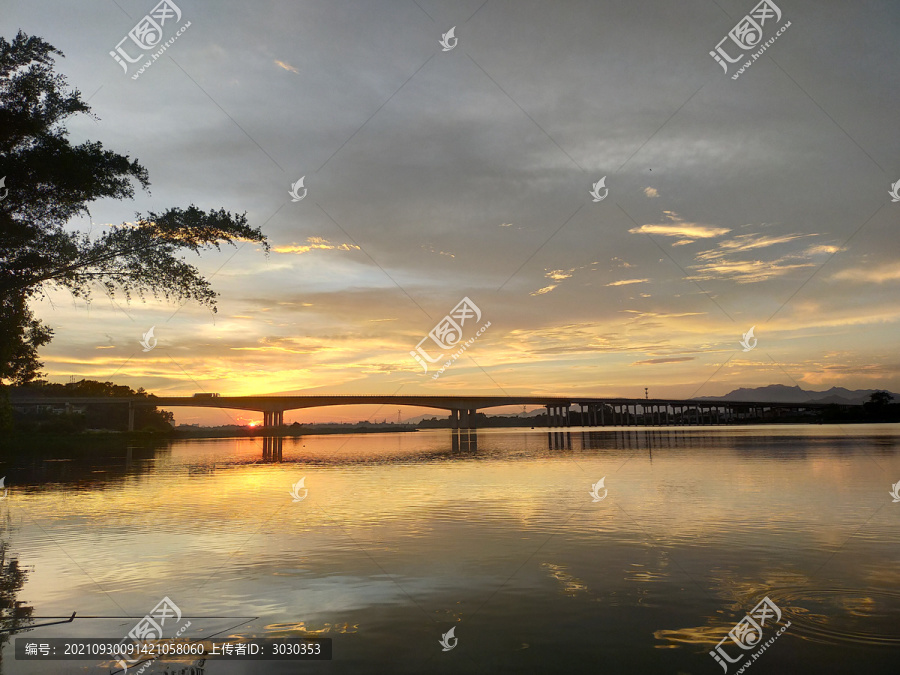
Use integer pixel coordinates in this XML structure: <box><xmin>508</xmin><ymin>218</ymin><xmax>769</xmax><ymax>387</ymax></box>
<box><xmin>9</xmin><ymin>379</ymin><xmax>173</xmax><ymax>433</ymax></box>
<box><xmin>825</xmin><ymin>391</ymin><xmax>900</xmax><ymax>423</ymax></box>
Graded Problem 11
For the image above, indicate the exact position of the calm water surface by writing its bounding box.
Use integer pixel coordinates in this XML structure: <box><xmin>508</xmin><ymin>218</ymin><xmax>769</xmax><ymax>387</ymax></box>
<box><xmin>2</xmin><ymin>425</ymin><xmax>899</xmax><ymax>674</ymax></box>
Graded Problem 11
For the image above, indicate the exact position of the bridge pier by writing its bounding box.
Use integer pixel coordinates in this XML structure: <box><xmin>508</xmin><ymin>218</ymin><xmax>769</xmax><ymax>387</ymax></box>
<box><xmin>545</xmin><ymin>405</ymin><xmax>571</xmax><ymax>428</ymax></box>
<box><xmin>127</xmin><ymin>401</ymin><xmax>135</xmax><ymax>432</ymax></box>
<box><xmin>454</xmin><ymin>408</ymin><xmax>477</xmax><ymax>429</ymax></box>
<box><xmin>263</xmin><ymin>411</ymin><xmax>284</xmax><ymax>427</ymax></box>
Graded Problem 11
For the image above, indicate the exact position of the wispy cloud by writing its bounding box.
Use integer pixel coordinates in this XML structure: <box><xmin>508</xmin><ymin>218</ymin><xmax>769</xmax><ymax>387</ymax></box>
<box><xmin>629</xmin><ymin>223</ymin><xmax>730</xmax><ymax>240</ymax></box>
<box><xmin>606</xmin><ymin>278</ymin><xmax>649</xmax><ymax>286</ymax></box>
<box><xmin>274</xmin><ymin>60</ymin><xmax>299</xmax><ymax>73</ymax></box>
<box><xmin>531</xmin><ymin>266</ymin><xmax>586</xmax><ymax>294</ymax></box>
<box><xmin>805</xmin><ymin>244</ymin><xmax>841</xmax><ymax>255</ymax></box>
<box><xmin>274</xmin><ymin>236</ymin><xmax>361</xmax><ymax>255</ymax></box>
<box><xmin>421</xmin><ymin>244</ymin><xmax>455</xmax><ymax>258</ymax></box>
<box><xmin>832</xmin><ymin>261</ymin><xmax>900</xmax><ymax>284</ymax></box>
<box><xmin>632</xmin><ymin>356</ymin><xmax>696</xmax><ymax>365</ymax></box>
<box><xmin>688</xmin><ymin>232</ymin><xmax>826</xmax><ymax>283</ymax></box>
<box><xmin>644</xmin><ymin>187</ymin><xmax>659</xmax><ymax>198</ymax></box>
<box><xmin>708</xmin><ymin>232</ymin><xmax>814</xmax><ymax>254</ymax></box>
<box><xmin>687</xmin><ymin>259</ymin><xmax>815</xmax><ymax>283</ymax></box>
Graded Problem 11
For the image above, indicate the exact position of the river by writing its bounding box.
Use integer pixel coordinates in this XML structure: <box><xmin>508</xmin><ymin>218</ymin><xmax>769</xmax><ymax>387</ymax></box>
<box><xmin>1</xmin><ymin>425</ymin><xmax>899</xmax><ymax>674</ymax></box>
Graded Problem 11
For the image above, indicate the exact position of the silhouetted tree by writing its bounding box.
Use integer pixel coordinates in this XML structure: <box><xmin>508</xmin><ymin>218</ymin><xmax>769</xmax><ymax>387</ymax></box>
<box><xmin>867</xmin><ymin>391</ymin><xmax>894</xmax><ymax>408</ymax></box>
<box><xmin>0</xmin><ymin>32</ymin><xmax>269</xmax><ymax>396</ymax></box>
<box><xmin>863</xmin><ymin>390</ymin><xmax>897</xmax><ymax>422</ymax></box>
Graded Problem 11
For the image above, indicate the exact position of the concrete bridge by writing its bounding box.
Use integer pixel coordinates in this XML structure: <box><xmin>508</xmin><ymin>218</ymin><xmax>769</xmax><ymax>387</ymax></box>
<box><xmin>11</xmin><ymin>394</ymin><xmax>851</xmax><ymax>431</ymax></box>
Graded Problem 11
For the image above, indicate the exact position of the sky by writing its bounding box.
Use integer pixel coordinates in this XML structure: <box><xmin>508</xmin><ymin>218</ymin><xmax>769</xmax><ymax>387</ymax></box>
<box><xmin>6</xmin><ymin>0</ymin><xmax>900</xmax><ymax>424</ymax></box>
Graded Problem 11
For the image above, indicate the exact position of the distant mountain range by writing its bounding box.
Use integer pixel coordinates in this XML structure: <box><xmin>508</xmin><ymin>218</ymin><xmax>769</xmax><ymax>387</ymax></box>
<box><xmin>694</xmin><ymin>385</ymin><xmax>894</xmax><ymax>405</ymax></box>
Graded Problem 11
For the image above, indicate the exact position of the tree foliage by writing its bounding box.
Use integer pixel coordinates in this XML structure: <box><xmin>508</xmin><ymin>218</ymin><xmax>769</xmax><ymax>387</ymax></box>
<box><xmin>866</xmin><ymin>390</ymin><xmax>894</xmax><ymax>408</ymax></box>
<box><xmin>0</xmin><ymin>31</ymin><xmax>268</xmax><ymax>387</ymax></box>
<box><xmin>11</xmin><ymin>379</ymin><xmax>175</xmax><ymax>431</ymax></box>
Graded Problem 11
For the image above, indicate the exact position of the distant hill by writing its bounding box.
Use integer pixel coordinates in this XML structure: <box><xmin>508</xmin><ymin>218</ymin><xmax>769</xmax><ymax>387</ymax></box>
<box><xmin>694</xmin><ymin>385</ymin><xmax>895</xmax><ymax>405</ymax></box>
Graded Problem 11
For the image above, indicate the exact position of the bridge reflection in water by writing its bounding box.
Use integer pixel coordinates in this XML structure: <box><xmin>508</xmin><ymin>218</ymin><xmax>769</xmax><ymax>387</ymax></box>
<box><xmin>451</xmin><ymin>428</ymin><xmax>478</xmax><ymax>453</ymax></box>
<box><xmin>548</xmin><ymin>430</ymin><xmax>572</xmax><ymax>451</ymax></box>
<box><xmin>252</xmin><ymin>427</ymin><xmax>759</xmax><ymax>462</ymax></box>
<box><xmin>261</xmin><ymin>435</ymin><xmax>283</xmax><ymax>462</ymax></box>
